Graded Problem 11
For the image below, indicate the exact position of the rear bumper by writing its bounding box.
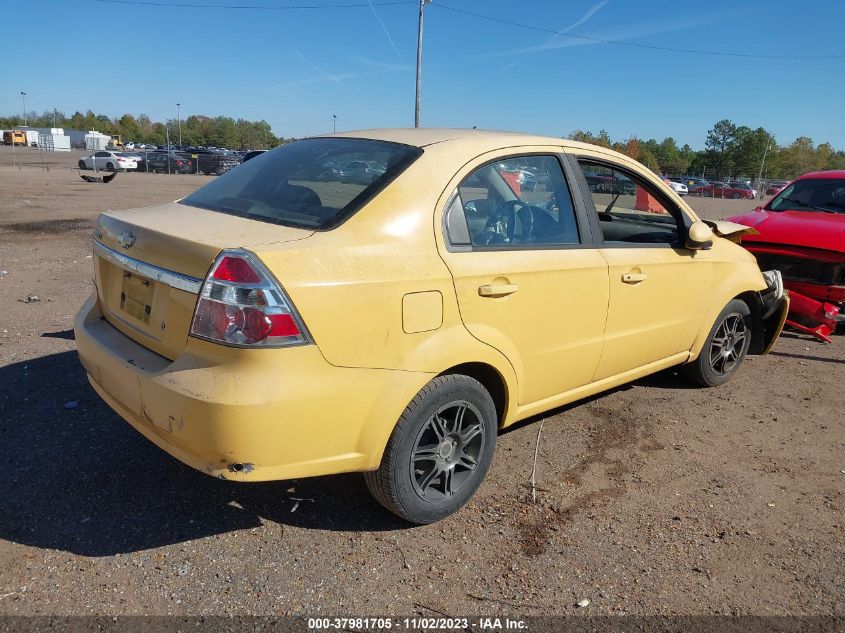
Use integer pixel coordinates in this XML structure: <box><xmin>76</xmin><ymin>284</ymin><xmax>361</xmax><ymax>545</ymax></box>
<box><xmin>74</xmin><ymin>292</ymin><xmax>431</xmax><ymax>481</ymax></box>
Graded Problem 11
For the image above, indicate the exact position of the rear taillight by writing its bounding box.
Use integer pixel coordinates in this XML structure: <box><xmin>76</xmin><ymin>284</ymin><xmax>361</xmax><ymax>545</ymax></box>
<box><xmin>190</xmin><ymin>249</ymin><xmax>309</xmax><ymax>347</ymax></box>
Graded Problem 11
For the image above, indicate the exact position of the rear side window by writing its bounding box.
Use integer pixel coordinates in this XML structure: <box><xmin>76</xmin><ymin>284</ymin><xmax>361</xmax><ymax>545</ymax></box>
<box><xmin>448</xmin><ymin>155</ymin><xmax>580</xmax><ymax>248</ymax></box>
<box><xmin>181</xmin><ymin>138</ymin><xmax>422</xmax><ymax>230</ymax></box>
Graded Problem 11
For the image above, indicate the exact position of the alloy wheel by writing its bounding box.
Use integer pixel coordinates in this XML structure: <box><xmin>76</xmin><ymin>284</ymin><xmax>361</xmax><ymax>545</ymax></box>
<box><xmin>709</xmin><ymin>313</ymin><xmax>747</xmax><ymax>375</ymax></box>
<box><xmin>410</xmin><ymin>400</ymin><xmax>485</xmax><ymax>501</ymax></box>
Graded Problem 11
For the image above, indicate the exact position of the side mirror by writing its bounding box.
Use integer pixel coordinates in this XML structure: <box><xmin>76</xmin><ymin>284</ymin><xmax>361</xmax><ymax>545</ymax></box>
<box><xmin>686</xmin><ymin>221</ymin><xmax>714</xmax><ymax>250</ymax></box>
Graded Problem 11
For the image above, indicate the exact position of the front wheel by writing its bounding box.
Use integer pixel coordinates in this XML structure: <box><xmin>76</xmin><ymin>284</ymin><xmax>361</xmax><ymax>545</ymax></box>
<box><xmin>684</xmin><ymin>299</ymin><xmax>752</xmax><ymax>387</ymax></box>
<box><xmin>365</xmin><ymin>374</ymin><xmax>497</xmax><ymax>524</ymax></box>
<box><xmin>78</xmin><ymin>160</ymin><xmax>86</xmax><ymax>169</ymax></box>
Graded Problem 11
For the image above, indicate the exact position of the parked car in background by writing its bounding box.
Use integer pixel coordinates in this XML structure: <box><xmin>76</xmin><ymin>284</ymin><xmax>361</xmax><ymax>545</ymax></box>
<box><xmin>673</xmin><ymin>176</ymin><xmax>710</xmax><ymax>194</ymax></box>
<box><xmin>123</xmin><ymin>152</ymin><xmax>148</xmax><ymax>171</ymax></box>
<box><xmin>78</xmin><ymin>151</ymin><xmax>138</xmax><ymax>171</ymax></box>
<box><xmin>241</xmin><ymin>150</ymin><xmax>267</xmax><ymax>163</ymax></box>
<box><xmin>728</xmin><ymin>181</ymin><xmax>757</xmax><ymax>197</ymax></box>
<box><xmin>322</xmin><ymin>159</ymin><xmax>381</xmax><ymax>184</ymax></box>
<box><xmin>663</xmin><ymin>177</ymin><xmax>688</xmax><ymax>196</ymax></box>
<box><xmin>728</xmin><ymin>170</ymin><xmax>845</xmax><ymax>342</ymax></box>
<box><xmin>147</xmin><ymin>151</ymin><xmax>192</xmax><ymax>174</ymax></box>
<box><xmin>182</xmin><ymin>150</ymin><xmax>241</xmax><ymax>176</ymax></box>
<box><xmin>75</xmin><ymin>129</ymin><xmax>787</xmax><ymax>525</ymax></box>
<box><xmin>497</xmin><ymin>165</ymin><xmax>537</xmax><ymax>192</ymax></box>
<box><xmin>700</xmin><ymin>181</ymin><xmax>755</xmax><ymax>199</ymax></box>
<box><xmin>766</xmin><ymin>180</ymin><xmax>789</xmax><ymax>196</ymax></box>
<box><xmin>583</xmin><ymin>170</ymin><xmax>615</xmax><ymax>192</ymax></box>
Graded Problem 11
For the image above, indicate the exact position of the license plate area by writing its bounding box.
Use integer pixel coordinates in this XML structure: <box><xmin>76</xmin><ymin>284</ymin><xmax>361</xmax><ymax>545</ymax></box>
<box><xmin>120</xmin><ymin>272</ymin><xmax>154</xmax><ymax>324</ymax></box>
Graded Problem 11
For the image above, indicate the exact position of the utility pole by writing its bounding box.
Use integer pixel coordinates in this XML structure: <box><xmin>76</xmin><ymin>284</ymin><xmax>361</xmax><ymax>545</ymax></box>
<box><xmin>756</xmin><ymin>140</ymin><xmax>772</xmax><ymax>196</ymax></box>
<box><xmin>176</xmin><ymin>103</ymin><xmax>182</xmax><ymax>147</ymax></box>
<box><xmin>20</xmin><ymin>92</ymin><xmax>27</xmax><ymax>126</ymax></box>
<box><xmin>332</xmin><ymin>114</ymin><xmax>337</xmax><ymax>133</ymax></box>
<box><xmin>414</xmin><ymin>0</ymin><xmax>431</xmax><ymax>128</ymax></box>
<box><xmin>53</xmin><ymin>109</ymin><xmax>58</xmax><ymax>127</ymax></box>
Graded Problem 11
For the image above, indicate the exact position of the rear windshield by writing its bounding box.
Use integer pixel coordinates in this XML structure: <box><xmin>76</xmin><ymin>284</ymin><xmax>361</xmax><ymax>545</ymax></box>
<box><xmin>180</xmin><ymin>137</ymin><xmax>423</xmax><ymax>230</ymax></box>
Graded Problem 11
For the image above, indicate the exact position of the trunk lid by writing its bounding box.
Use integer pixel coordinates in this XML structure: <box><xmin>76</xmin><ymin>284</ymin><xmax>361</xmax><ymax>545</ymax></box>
<box><xmin>93</xmin><ymin>202</ymin><xmax>313</xmax><ymax>359</ymax></box>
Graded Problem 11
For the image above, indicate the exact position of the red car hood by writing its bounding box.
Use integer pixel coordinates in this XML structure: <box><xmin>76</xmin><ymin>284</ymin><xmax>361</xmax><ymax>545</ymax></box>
<box><xmin>727</xmin><ymin>209</ymin><xmax>845</xmax><ymax>253</ymax></box>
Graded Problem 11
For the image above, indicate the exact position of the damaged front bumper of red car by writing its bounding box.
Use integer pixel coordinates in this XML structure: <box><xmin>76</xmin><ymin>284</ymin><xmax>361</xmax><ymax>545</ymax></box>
<box><xmin>785</xmin><ymin>290</ymin><xmax>841</xmax><ymax>343</ymax></box>
<box><xmin>739</xmin><ymin>243</ymin><xmax>844</xmax><ymax>343</ymax></box>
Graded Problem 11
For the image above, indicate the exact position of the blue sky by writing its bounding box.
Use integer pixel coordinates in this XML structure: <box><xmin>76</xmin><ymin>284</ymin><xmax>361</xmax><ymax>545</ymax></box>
<box><xmin>5</xmin><ymin>0</ymin><xmax>844</xmax><ymax>148</ymax></box>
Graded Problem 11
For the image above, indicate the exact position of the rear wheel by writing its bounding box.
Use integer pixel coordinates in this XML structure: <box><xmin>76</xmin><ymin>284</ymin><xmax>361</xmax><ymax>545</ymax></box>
<box><xmin>365</xmin><ymin>374</ymin><xmax>497</xmax><ymax>524</ymax></box>
<box><xmin>106</xmin><ymin>162</ymin><xmax>116</xmax><ymax>172</ymax></box>
<box><xmin>684</xmin><ymin>299</ymin><xmax>752</xmax><ymax>387</ymax></box>
<box><xmin>731</xmin><ymin>192</ymin><xmax>742</xmax><ymax>199</ymax></box>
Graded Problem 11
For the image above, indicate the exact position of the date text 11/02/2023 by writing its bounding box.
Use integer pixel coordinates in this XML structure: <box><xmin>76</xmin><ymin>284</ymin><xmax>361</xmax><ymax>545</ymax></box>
<box><xmin>306</xmin><ymin>617</ymin><xmax>528</xmax><ymax>630</ymax></box>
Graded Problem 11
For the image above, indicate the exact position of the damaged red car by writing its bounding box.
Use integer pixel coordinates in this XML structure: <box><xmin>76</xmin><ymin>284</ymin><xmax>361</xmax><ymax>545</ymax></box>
<box><xmin>728</xmin><ymin>170</ymin><xmax>845</xmax><ymax>342</ymax></box>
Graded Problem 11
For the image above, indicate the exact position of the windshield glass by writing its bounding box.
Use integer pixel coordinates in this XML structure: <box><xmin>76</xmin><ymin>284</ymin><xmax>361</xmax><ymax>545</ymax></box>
<box><xmin>181</xmin><ymin>137</ymin><xmax>422</xmax><ymax>230</ymax></box>
<box><xmin>767</xmin><ymin>178</ymin><xmax>845</xmax><ymax>214</ymax></box>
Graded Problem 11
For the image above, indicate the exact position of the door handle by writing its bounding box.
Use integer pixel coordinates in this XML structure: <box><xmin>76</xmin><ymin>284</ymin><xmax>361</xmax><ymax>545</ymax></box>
<box><xmin>621</xmin><ymin>272</ymin><xmax>647</xmax><ymax>284</ymax></box>
<box><xmin>478</xmin><ymin>283</ymin><xmax>519</xmax><ymax>297</ymax></box>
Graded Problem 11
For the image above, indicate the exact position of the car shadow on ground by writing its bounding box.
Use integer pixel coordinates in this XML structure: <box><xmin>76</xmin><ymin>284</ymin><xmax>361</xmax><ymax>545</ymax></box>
<box><xmin>0</xmin><ymin>351</ymin><xmax>408</xmax><ymax>557</ymax></box>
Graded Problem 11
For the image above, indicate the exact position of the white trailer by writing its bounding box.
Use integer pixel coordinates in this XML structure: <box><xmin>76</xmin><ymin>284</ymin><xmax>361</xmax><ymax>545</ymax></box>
<box><xmin>84</xmin><ymin>131</ymin><xmax>111</xmax><ymax>151</ymax></box>
<box><xmin>38</xmin><ymin>133</ymin><xmax>71</xmax><ymax>151</ymax></box>
<box><xmin>25</xmin><ymin>130</ymin><xmax>40</xmax><ymax>147</ymax></box>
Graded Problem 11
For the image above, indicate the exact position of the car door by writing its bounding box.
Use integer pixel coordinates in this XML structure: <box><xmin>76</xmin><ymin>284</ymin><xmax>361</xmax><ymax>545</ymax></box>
<box><xmin>566</xmin><ymin>152</ymin><xmax>714</xmax><ymax>380</ymax></box>
<box><xmin>437</xmin><ymin>151</ymin><xmax>609</xmax><ymax>406</ymax></box>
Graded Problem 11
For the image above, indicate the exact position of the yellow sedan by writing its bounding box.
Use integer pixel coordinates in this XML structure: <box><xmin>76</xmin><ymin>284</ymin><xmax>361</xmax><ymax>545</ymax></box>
<box><xmin>74</xmin><ymin>129</ymin><xmax>788</xmax><ymax>523</ymax></box>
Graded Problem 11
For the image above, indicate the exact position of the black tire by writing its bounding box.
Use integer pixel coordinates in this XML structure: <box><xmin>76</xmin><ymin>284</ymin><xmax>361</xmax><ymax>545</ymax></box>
<box><xmin>731</xmin><ymin>192</ymin><xmax>742</xmax><ymax>199</ymax></box>
<box><xmin>703</xmin><ymin>190</ymin><xmax>712</xmax><ymax>197</ymax></box>
<box><xmin>365</xmin><ymin>374</ymin><xmax>497</xmax><ymax>524</ymax></box>
<box><xmin>684</xmin><ymin>299</ymin><xmax>752</xmax><ymax>387</ymax></box>
<box><xmin>78</xmin><ymin>160</ymin><xmax>86</xmax><ymax>169</ymax></box>
<box><xmin>106</xmin><ymin>162</ymin><xmax>116</xmax><ymax>172</ymax></box>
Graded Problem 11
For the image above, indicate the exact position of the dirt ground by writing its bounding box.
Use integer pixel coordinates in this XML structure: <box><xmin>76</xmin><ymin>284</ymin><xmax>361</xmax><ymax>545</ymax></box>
<box><xmin>0</xmin><ymin>146</ymin><xmax>843</xmax><ymax>618</ymax></box>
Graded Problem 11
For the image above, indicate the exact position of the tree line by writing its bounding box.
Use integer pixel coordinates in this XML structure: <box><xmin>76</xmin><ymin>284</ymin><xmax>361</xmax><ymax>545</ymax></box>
<box><xmin>569</xmin><ymin>119</ymin><xmax>845</xmax><ymax>181</ymax></box>
<box><xmin>3</xmin><ymin>110</ymin><xmax>842</xmax><ymax>178</ymax></box>
<box><xmin>0</xmin><ymin>110</ymin><xmax>289</xmax><ymax>150</ymax></box>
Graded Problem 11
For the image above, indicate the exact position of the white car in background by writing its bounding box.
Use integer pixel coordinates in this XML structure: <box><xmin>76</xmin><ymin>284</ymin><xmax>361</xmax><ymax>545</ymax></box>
<box><xmin>663</xmin><ymin>177</ymin><xmax>688</xmax><ymax>196</ymax></box>
<box><xmin>78</xmin><ymin>151</ymin><xmax>138</xmax><ymax>171</ymax></box>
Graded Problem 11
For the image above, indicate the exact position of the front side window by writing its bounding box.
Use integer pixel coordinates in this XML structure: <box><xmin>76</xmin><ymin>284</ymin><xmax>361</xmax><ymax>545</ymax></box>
<box><xmin>181</xmin><ymin>138</ymin><xmax>423</xmax><ymax>230</ymax></box>
<box><xmin>577</xmin><ymin>161</ymin><xmax>682</xmax><ymax>245</ymax></box>
<box><xmin>449</xmin><ymin>155</ymin><xmax>580</xmax><ymax>248</ymax></box>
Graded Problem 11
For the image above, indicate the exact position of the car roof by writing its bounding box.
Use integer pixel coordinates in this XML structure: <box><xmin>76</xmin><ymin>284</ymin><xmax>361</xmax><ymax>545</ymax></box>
<box><xmin>321</xmin><ymin>128</ymin><xmax>604</xmax><ymax>154</ymax></box>
<box><xmin>797</xmin><ymin>170</ymin><xmax>845</xmax><ymax>180</ymax></box>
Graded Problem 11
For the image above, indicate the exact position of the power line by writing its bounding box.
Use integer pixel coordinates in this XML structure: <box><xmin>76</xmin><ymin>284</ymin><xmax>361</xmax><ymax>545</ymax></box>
<box><xmin>433</xmin><ymin>3</ymin><xmax>845</xmax><ymax>61</ymax></box>
<box><xmin>95</xmin><ymin>0</ymin><xmax>413</xmax><ymax>9</ymax></box>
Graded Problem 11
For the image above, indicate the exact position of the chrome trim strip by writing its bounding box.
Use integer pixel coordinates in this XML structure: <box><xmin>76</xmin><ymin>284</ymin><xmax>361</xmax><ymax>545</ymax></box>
<box><xmin>93</xmin><ymin>240</ymin><xmax>203</xmax><ymax>294</ymax></box>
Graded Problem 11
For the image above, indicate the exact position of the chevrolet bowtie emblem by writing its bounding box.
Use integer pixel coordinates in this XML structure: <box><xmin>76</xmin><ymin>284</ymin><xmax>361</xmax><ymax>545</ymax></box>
<box><xmin>118</xmin><ymin>231</ymin><xmax>136</xmax><ymax>249</ymax></box>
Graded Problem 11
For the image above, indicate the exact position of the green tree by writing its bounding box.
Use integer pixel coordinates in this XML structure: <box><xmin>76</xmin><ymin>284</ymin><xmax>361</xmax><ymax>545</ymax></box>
<box><xmin>705</xmin><ymin>119</ymin><xmax>739</xmax><ymax>174</ymax></box>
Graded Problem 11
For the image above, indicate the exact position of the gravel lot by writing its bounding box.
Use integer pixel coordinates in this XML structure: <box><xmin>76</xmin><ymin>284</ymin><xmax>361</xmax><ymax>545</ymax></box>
<box><xmin>0</xmin><ymin>146</ymin><xmax>843</xmax><ymax>618</ymax></box>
